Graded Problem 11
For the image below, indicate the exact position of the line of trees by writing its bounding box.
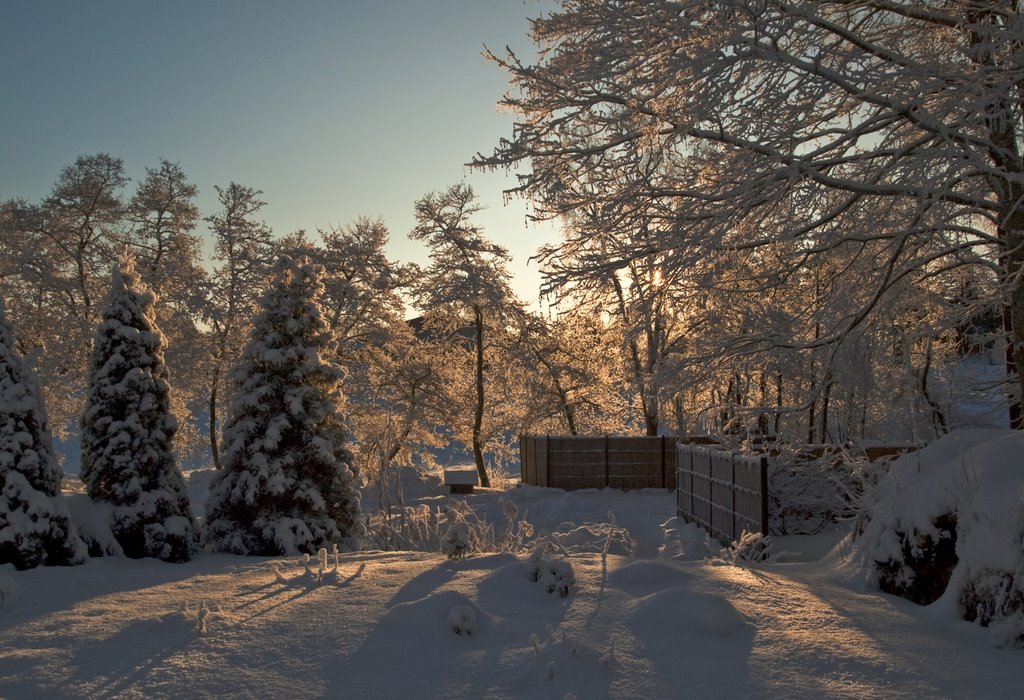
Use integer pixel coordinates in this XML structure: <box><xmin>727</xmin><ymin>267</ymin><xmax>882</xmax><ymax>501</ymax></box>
<box><xmin>3</xmin><ymin>56</ymin><xmax>1014</xmax><ymax>524</ymax></box>
<box><xmin>1</xmin><ymin>157</ymin><xmax>637</xmax><ymax>500</ymax></box>
<box><xmin>2</xmin><ymin>250</ymin><xmax>367</xmax><ymax>567</ymax></box>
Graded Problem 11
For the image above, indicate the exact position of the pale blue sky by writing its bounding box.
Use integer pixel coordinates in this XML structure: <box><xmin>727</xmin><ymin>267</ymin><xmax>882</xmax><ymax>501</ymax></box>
<box><xmin>0</xmin><ymin>0</ymin><xmax>559</xmax><ymax>302</ymax></box>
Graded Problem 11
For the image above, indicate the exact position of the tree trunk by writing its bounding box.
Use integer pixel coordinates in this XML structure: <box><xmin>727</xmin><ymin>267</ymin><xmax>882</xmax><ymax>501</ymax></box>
<box><xmin>533</xmin><ymin>347</ymin><xmax>578</xmax><ymax>435</ymax></box>
<box><xmin>968</xmin><ymin>4</ymin><xmax>1024</xmax><ymax>428</ymax></box>
<box><xmin>559</xmin><ymin>385</ymin><xmax>579</xmax><ymax>435</ymax></box>
<box><xmin>1006</xmin><ymin>238</ymin><xmax>1024</xmax><ymax>429</ymax></box>
<box><xmin>820</xmin><ymin>371</ymin><xmax>832</xmax><ymax>444</ymax></box>
<box><xmin>472</xmin><ymin>305</ymin><xmax>490</xmax><ymax>487</ymax></box>
<box><xmin>208</xmin><ymin>366</ymin><xmax>221</xmax><ymax>471</ymax></box>
<box><xmin>775</xmin><ymin>372</ymin><xmax>783</xmax><ymax>436</ymax></box>
<box><xmin>807</xmin><ymin>382</ymin><xmax>817</xmax><ymax>444</ymax></box>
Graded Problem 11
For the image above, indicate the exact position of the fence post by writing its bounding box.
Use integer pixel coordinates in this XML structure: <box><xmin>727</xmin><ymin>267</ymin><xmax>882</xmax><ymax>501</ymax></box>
<box><xmin>690</xmin><ymin>448</ymin><xmax>695</xmax><ymax>517</ymax></box>
<box><xmin>760</xmin><ymin>455</ymin><xmax>769</xmax><ymax>535</ymax></box>
<box><xmin>660</xmin><ymin>436</ymin><xmax>666</xmax><ymax>489</ymax></box>
<box><xmin>675</xmin><ymin>446</ymin><xmax>684</xmax><ymax>515</ymax></box>
<box><xmin>604</xmin><ymin>434</ymin><xmax>610</xmax><ymax>487</ymax></box>
<box><xmin>519</xmin><ymin>433</ymin><xmax>526</xmax><ymax>483</ymax></box>
<box><xmin>545</xmin><ymin>434</ymin><xmax>551</xmax><ymax>488</ymax></box>
<box><xmin>731</xmin><ymin>455</ymin><xmax>738</xmax><ymax>542</ymax></box>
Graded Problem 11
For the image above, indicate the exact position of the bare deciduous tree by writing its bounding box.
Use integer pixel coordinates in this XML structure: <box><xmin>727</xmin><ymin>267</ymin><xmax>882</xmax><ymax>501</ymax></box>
<box><xmin>475</xmin><ymin>0</ymin><xmax>1024</xmax><ymax>428</ymax></box>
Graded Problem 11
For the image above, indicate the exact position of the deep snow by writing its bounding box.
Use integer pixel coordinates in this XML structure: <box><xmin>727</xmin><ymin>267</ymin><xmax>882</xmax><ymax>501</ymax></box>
<box><xmin>1</xmin><ymin>465</ymin><xmax>1021</xmax><ymax>698</ymax></box>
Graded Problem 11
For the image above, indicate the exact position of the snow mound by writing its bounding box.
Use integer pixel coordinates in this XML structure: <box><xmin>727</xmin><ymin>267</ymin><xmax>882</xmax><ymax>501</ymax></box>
<box><xmin>606</xmin><ymin>560</ymin><xmax>694</xmax><ymax>593</ymax></box>
<box><xmin>0</xmin><ymin>573</ymin><xmax>22</xmax><ymax>611</ymax></box>
<box><xmin>184</xmin><ymin>468</ymin><xmax>217</xmax><ymax>516</ymax></box>
<box><xmin>382</xmin><ymin>589</ymin><xmax>495</xmax><ymax>639</ymax></box>
<box><xmin>659</xmin><ymin>517</ymin><xmax>724</xmax><ymax>561</ymax></box>
<box><xmin>502</xmin><ymin>626</ymin><xmax>613</xmax><ymax>699</ymax></box>
<box><xmin>476</xmin><ymin>560</ymin><xmax>572</xmax><ymax>612</ymax></box>
<box><xmin>631</xmin><ymin>588</ymin><xmax>754</xmax><ymax>637</ymax></box>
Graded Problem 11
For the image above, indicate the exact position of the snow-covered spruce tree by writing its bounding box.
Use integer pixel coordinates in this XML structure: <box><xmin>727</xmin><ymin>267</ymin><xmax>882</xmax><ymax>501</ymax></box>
<box><xmin>80</xmin><ymin>255</ymin><xmax>195</xmax><ymax>562</ymax></box>
<box><xmin>0</xmin><ymin>298</ymin><xmax>86</xmax><ymax>569</ymax></box>
<box><xmin>204</xmin><ymin>256</ymin><xmax>362</xmax><ymax>556</ymax></box>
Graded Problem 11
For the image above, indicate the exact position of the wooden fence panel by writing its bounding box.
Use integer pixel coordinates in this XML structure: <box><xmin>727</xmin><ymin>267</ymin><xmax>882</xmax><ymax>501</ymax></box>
<box><xmin>688</xmin><ymin>447</ymin><xmax>713</xmax><ymax>531</ymax></box>
<box><xmin>547</xmin><ymin>436</ymin><xmax>606</xmax><ymax>490</ymax></box>
<box><xmin>518</xmin><ymin>435</ymin><xmax>677</xmax><ymax>490</ymax></box>
<box><xmin>676</xmin><ymin>444</ymin><xmax>768</xmax><ymax>543</ymax></box>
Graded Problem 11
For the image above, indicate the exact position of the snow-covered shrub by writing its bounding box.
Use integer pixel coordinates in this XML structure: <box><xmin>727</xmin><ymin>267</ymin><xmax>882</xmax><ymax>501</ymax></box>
<box><xmin>498</xmin><ymin>498</ymin><xmax>535</xmax><ymax>552</ymax></box>
<box><xmin>204</xmin><ymin>256</ymin><xmax>363</xmax><ymax>556</ymax></box>
<box><xmin>768</xmin><ymin>446</ymin><xmax>886</xmax><ymax>535</ymax></box>
<box><xmin>447</xmin><ymin>604</ymin><xmax>477</xmax><ymax>635</ymax></box>
<box><xmin>64</xmin><ymin>493</ymin><xmax>123</xmax><ymax>557</ymax></box>
<box><xmin>538</xmin><ymin>558</ymin><xmax>576</xmax><ymax>598</ymax></box>
<box><xmin>855</xmin><ymin>430</ymin><xmax>1024</xmax><ymax>643</ymax></box>
<box><xmin>364</xmin><ymin>502</ymin><xmax>445</xmax><ymax>552</ymax></box>
<box><xmin>176</xmin><ymin>600</ymin><xmax>225</xmax><ymax>637</ymax></box>
<box><xmin>0</xmin><ymin>299</ymin><xmax>86</xmax><ymax>569</ymax></box>
<box><xmin>961</xmin><ymin>569</ymin><xmax>1024</xmax><ymax>648</ymax></box>
<box><xmin>438</xmin><ymin>501</ymin><xmax>494</xmax><ymax>560</ymax></box>
<box><xmin>728</xmin><ymin>531</ymin><xmax>772</xmax><ymax>564</ymax></box>
<box><xmin>873</xmin><ymin>511</ymin><xmax>958</xmax><ymax>605</ymax></box>
<box><xmin>80</xmin><ymin>256</ymin><xmax>194</xmax><ymax>562</ymax></box>
<box><xmin>441</xmin><ymin>521</ymin><xmax>475</xmax><ymax>561</ymax></box>
<box><xmin>544</xmin><ymin>521</ymin><xmax>635</xmax><ymax>557</ymax></box>
<box><xmin>365</xmin><ymin>496</ymin><xmax>538</xmax><ymax>558</ymax></box>
<box><xmin>526</xmin><ymin>542</ymin><xmax>576</xmax><ymax>597</ymax></box>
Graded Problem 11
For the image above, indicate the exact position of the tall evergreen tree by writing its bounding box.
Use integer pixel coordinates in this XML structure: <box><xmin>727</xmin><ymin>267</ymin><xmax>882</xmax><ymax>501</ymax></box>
<box><xmin>80</xmin><ymin>256</ymin><xmax>194</xmax><ymax>562</ymax></box>
<box><xmin>204</xmin><ymin>256</ymin><xmax>362</xmax><ymax>556</ymax></box>
<box><xmin>0</xmin><ymin>298</ymin><xmax>86</xmax><ymax>569</ymax></box>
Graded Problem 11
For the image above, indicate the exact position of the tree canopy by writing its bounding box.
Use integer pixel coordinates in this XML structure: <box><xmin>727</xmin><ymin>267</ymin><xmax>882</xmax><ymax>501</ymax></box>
<box><xmin>475</xmin><ymin>0</ymin><xmax>1024</xmax><ymax>429</ymax></box>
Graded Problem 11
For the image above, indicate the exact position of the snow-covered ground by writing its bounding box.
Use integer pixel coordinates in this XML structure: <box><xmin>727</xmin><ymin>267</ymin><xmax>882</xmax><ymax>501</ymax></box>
<box><xmin>1</xmin><ymin>471</ymin><xmax>1019</xmax><ymax>699</ymax></box>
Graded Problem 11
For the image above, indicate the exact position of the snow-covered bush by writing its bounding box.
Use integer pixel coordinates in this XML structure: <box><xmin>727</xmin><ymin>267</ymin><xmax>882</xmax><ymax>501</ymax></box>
<box><xmin>440</xmin><ymin>520</ymin><xmax>475</xmax><ymax>561</ymax></box>
<box><xmin>64</xmin><ymin>493</ymin><xmax>123</xmax><ymax>558</ymax></box>
<box><xmin>768</xmin><ymin>446</ymin><xmax>886</xmax><ymax>535</ymax></box>
<box><xmin>80</xmin><ymin>256</ymin><xmax>194</xmax><ymax>562</ymax></box>
<box><xmin>498</xmin><ymin>498</ymin><xmax>535</xmax><ymax>552</ymax></box>
<box><xmin>447</xmin><ymin>604</ymin><xmax>478</xmax><ymax>635</ymax></box>
<box><xmin>0</xmin><ymin>299</ymin><xmax>86</xmax><ymax>569</ymax></box>
<box><xmin>543</xmin><ymin>520</ymin><xmax>635</xmax><ymax>557</ymax></box>
<box><xmin>364</xmin><ymin>502</ymin><xmax>445</xmax><ymax>552</ymax></box>
<box><xmin>366</xmin><ymin>496</ymin><xmax>538</xmax><ymax>559</ymax></box>
<box><xmin>438</xmin><ymin>501</ymin><xmax>491</xmax><ymax>560</ymax></box>
<box><xmin>526</xmin><ymin>542</ymin><xmax>576</xmax><ymax>597</ymax></box>
<box><xmin>728</xmin><ymin>531</ymin><xmax>772</xmax><ymax>564</ymax></box>
<box><xmin>855</xmin><ymin>430</ymin><xmax>1024</xmax><ymax>646</ymax></box>
<box><xmin>961</xmin><ymin>569</ymin><xmax>1024</xmax><ymax>648</ymax></box>
<box><xmin>204</xmin><ymin>256</ymin><xmax>362</xmax><ymax>556</ymax></box>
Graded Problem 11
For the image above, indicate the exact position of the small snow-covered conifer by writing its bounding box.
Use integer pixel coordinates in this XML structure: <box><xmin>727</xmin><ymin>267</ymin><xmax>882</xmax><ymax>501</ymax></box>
<box><xmin>204</xmin><ymin>256</ymin><xmax>362</xmax><ymax>555</ymax></box>
<box><xmin>80</xmin><ymin>255</ymin><xmax>195</xmax><ymax>562</ymax></box>
<box><xmin>0</xmin><ymin>299</ymin><xmax>86</xmax><ymax>569</ymax></box>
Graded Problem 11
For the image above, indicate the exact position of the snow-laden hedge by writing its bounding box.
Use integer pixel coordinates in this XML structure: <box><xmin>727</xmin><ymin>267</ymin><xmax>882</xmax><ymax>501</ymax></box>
<box><xmin>855</xmin><ymin>430</ymin><xmax>1024</xmax><ymax>647</ymax></box>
